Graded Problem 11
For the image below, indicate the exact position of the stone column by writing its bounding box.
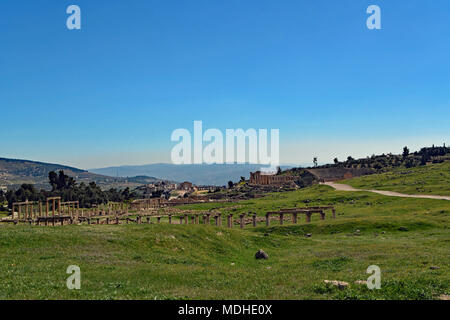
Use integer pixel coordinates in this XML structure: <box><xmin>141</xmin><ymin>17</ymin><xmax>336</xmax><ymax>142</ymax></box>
<box><xmin>46</xmin><ymin>201</ymin><xmax>49</xmax><ymax>218</ymax></box>
<box><xmin>228</xmin><ymin>214</ymin><xmax>233</xmax><ymax>228</ymax></box>
<box><xmin>184</xmin><ymin>215</ymin><xmax>188</xmax><ymax>224</ymax></box>
<box><xmin>279</xmin><ymin>213</ymin><xmax>284</xmax><ymax>225</ymax></box>
<box><xmin>191</xmin><ymin>216</ymin><xmax>195</xmax><ymax>224</ymax></box>
<box><xmin>24</xmin><ymin>202</ymin><xmax>28</xmax><ymax>220</ymax></box>
<box><xmin>306</xmin><ymin>212</ymin><xmax>312</xmax><ymax>223</ymax></box>
<box><xmin>168</xmin><ymin>214</ymin><xmax>172</xmax><ymax>224</ymax></box>
<box><xmin>265</xmin><ymin>213</ymin><xmax>270</xmax><ymax>227</ymax></box>
<box><xmin>239</xmin><ymin>214</ymin><xmax>245</xmax><ymax>229</ymax></box>
<box><xmin>332</xmin><ymin>208</ymin><xmax>336</xmax><ymax>219</ymax></box>
<box><xmin>206</xmin><ymin>213</ymin><xmax>211</xmax><ymax>225</ymax></box>
<box><xmin>195</xmin><ymin>214</ymin><xmax>199</xmax><ymax>224</ymax></box>
<box><xmin>157</xmin><ymin>216</ymin><xmax>161</xmax><ymax>224</ymax></box>
<box><xmin>180</xmin><ymin>216</ymin><xmax>184</xmax><ymax>225</ymax></box>
<box><xmin>252</xmin><ymin>213</ymin><xmax>257</xmax><ymax>227</ymax></box>
<box><xmin>214</xmin><ymin>215</ymin><xmax>219</xmax><ymax>226</ymax></box>
<box><xmin>218</xmin><ymin>213</ymin><xmax>222</xmax><ymax>226</ymax></box>
<box><xmin>293</xmin><ymin>212</ymin><xmax>298</xmax><ymax>224</ymax></box>
<box><xmin>319</xmin><ymin>210</ymin><xmax>325</xmax><ymax>220</ymax></box>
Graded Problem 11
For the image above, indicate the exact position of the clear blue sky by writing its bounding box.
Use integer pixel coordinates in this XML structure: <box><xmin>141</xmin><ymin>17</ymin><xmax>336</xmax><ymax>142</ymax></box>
<box><xmin>1</xmin><ymin>0</ymin><xmax>449</xmax><ymax>168</ymax></box>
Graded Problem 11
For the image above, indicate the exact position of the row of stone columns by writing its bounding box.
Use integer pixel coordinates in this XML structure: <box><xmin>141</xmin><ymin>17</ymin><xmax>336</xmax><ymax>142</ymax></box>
<box><xmin>12</xmin><ymin>197</ymin><xmax>62</xmax><ymax>220</ymax></box>
<box><xmin>11</xmin><ymin>201</ymin><xmax>41</xmax><ymax>220</ymax></box>
<box><xmin>9</xmin><ymin>202</ymin><xmax>336</xmax><ymax>228</ymax></box>
<box><xmin>264</xmin><ymin>209</ymin><xmax>332</xmax><ymax>227</ymax></box>
<box><xmin>10</xmin><ymin>199</ymin><xmax>132</xmax><ymax>223</ymax></box>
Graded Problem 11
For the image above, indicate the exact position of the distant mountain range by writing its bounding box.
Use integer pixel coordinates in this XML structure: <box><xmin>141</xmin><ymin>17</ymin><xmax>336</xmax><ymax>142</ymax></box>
<box><xmin>89</xmin><ymin>163</ymin><xmax>294</xmax><ymax>186</ymax></box>
<box><xmin>0</xmin><ymin>156</ymin><xmax>296</xmax><ymax>189</ymax></box>
<box><xmin>0</xmin><ymin>157</ymin><xmax>162</xmax><ymax>190</ymax></box>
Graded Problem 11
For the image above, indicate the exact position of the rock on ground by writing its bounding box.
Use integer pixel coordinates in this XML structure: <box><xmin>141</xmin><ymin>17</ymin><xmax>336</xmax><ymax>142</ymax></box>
<box><xmin>324</xmin><ymin>280</ymin><xmax>349</xmax><ymax>289</ymax></box>
<box><xmin>255</xmin><ymin>249</ymin><xmax>269</xmax><ymax>260</ymax></box>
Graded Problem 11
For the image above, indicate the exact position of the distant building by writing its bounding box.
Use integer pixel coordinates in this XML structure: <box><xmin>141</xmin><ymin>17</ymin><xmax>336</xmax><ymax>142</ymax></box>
<box><xmin>178</xmin><ymin>181</ymin><xmax>193</xmax><ymax>191</ymax></box>
<box><xmin>249</xmin><ymin>171</ymin><xmax>294</xmax><ymax>185</ymax></box>
<box><xmin>195</xmin><ymin>185</ymin><xmax>217</xmax><ymax>192</ymax></box>
<box><xmin>306</xmin><ymin>168</ymin><xmax>372</xmax><ymax>182</ymax></box>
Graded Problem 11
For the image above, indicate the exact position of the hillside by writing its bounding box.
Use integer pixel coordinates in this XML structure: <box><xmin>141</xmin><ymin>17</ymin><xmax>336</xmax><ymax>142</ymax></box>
<box><xmin>0</xmin><ymin>157</ymin><xmax>161</xmax><ymax>190</ymax></box>
<box><xmin>341</xmin><ymin>160</ymin><xmax>450</xmax><ymax>196</ymax></box>
<box><xmin>284</xmin><ymin>145</ymin><xmax>450</xmax><ymax>183</ymax></box>
<box><xmin>0</xmin><ymin>184</ymin><xmax>448</xmax><ymax>299</ymax></box>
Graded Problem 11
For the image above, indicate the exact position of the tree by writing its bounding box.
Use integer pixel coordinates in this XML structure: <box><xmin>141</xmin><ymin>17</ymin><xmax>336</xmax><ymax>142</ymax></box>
<box><xmin>347</xmin><ymin>156</ymin><xmax>354</xmax><ymax>162</ymax></box>
<box><xmin>402</xmin><ymin>146</ymin><xmax>410</xmax><ymax>158</ymax></box>
<box><xmin>48</xmin><ymin>171</ymin><xmax>58</xmax><ymax>191</ymax></box>
<box><xmin>48</xmin><ymin>170</ymin><xmax>75</xmax><ymax>191</ymax></box>
<box><xmin>333</xmin><ymin>158</ymin><xmax>339</xmax><ymax>165</ymax></box>
<box><xmin>227</xmin><ymin>181</ymin><xmax>234</xmax><ymax>189</ymax></box>
<box><xmin>313</xmin><ymin>157</ymin><xmax>318</xmax><ymax>167</ymax></box>
<box><xmin>277</xmin><ymin>166</ymin><xmax>282</xmax><ymax>174</ymax></box>
<box><xmin>420</xmin><ymin>151</ymin><xmax>430</xmax><ymax>165</ymax></box>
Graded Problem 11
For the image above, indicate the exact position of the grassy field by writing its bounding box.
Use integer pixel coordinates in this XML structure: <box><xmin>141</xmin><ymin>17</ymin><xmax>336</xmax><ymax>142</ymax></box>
<box><xmin>1</xmin><ymin>184</ymin><xmax>449</xmax><ymax>300</ymax></box>
<box><xmin>341</xmin><ymin>161</ymin><xmax>450</xmax><ymax>196</ymax></box>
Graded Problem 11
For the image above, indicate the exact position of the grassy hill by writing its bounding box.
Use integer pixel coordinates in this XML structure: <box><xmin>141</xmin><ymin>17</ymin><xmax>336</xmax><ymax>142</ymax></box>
<box><xmin>0</xmin><ymin>157</ymin><xmax>162</xmax><ymax>190</ymax></box>
<box><xmin>341</xmin><ymin>161</ymin><xmax>450</xmax><ymax>196</ymax></box>
<box><xmin>284</xmin><ymin>145</ymin><xmax>450</xmax><ymax>184</ymax></box>
<box><xmin>0</xmin><ymin>184</ymin><xmax>448</xmax><ymax>299</ymax></box>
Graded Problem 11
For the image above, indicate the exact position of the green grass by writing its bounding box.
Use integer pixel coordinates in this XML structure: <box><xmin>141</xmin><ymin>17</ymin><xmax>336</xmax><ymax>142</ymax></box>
<box><xmin>341</xmin><ymin>161</ymin><xmax>450</xmax><ymax>196</ymax></box>
<box><xmin>1</xmin><ymin>184</ymin><xmax>449</xmax><ymax>300</ymax></box>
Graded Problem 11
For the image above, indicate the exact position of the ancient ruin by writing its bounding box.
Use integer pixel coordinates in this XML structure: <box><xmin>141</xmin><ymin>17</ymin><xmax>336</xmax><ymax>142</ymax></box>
<box><xmin>250</xmin><ymin>171</ymin><xmax>294</xmax><ymax>185</ymax></box>
<box><xmin>2</xmin><ymin>196</ymin><xmax>337</xmax><ymax>229</ymax></box>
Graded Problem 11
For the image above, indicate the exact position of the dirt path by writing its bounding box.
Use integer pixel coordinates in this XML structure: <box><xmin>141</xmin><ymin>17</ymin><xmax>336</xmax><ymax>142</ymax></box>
<box><xmin>323</xmin><ymin>182</ymin><xmax>450</xmax><ymax>201</ymax></box>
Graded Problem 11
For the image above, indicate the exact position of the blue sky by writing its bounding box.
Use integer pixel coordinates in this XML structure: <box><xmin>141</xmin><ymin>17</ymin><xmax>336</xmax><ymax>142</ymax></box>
<box><xmin>0</xmin><ymin>0</ymin><xmax>449</xmax><ymax>168</ymax></box>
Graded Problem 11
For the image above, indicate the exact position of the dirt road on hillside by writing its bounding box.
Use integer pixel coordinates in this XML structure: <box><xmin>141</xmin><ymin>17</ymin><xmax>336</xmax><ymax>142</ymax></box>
<box><xmin>323</xmin><ymin>182</ymin><xmax>450</xmax><ymax>201</ymax></box>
